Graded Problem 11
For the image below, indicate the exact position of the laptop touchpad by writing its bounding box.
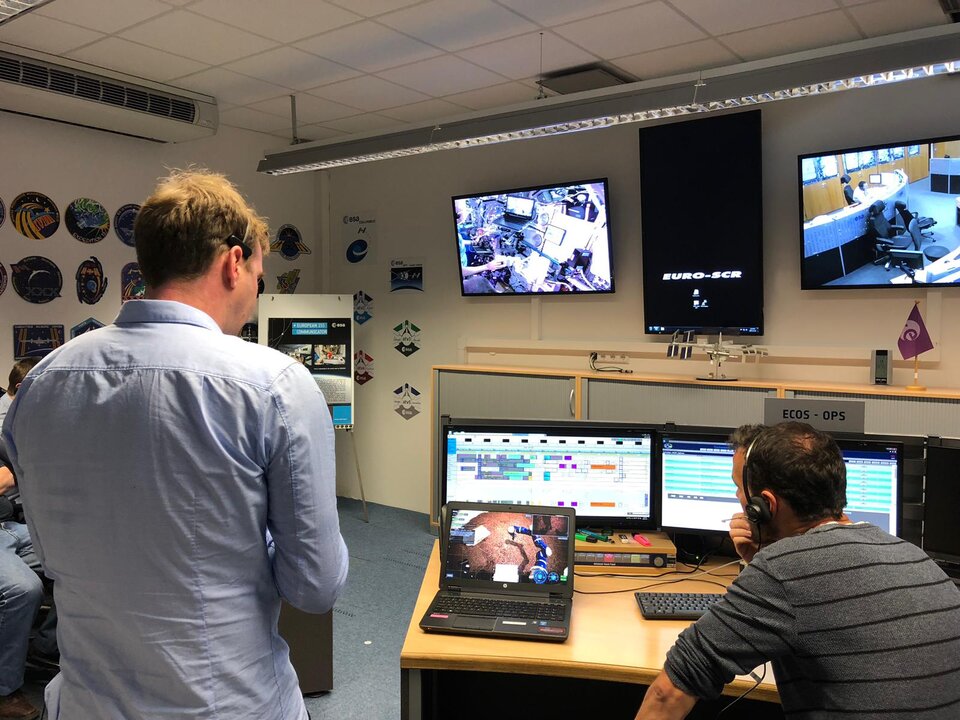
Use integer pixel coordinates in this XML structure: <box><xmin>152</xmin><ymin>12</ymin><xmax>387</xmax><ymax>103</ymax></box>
<box><xmin>453</xmin><ymin>616</ymin><xmax>496</xmax><ymax>630</ymax></box>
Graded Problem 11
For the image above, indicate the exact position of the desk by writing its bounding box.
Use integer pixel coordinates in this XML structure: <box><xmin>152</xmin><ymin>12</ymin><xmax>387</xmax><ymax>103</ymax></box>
<box><xmin>400</xmin><ymin>543</ymin><xmax>779</xmax><ymax>719</ymax></box>
<box><xmin>890</xmin><ymin>243</ymin><xmax>960</xmax><ymax>284</ymax></box>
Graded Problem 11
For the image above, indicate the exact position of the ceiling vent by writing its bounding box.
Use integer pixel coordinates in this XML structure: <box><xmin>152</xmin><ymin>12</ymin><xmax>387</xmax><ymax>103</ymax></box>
<box><xmin>0</xmin><ymin>42</ymin><xmax>217</xmax><ymax>142</ymax></box>
<box><xmin>539</xmin><ymin>63</ymin><xmax>636</xmax><ymax>95</ymax></box>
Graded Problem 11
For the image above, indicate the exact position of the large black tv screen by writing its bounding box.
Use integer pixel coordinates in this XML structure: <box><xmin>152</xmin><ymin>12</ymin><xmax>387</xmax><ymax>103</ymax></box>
<box><xmin>799</xmin><ymin>133</ymin><xmax>960</xmax><ymax>288</ymax></box>
<box><xmin>640</xmin><ymin>110</ymin><xmax>764</xmax><ymax>335</ymax></box>
<box><xmin>452</xmin><ymin>178</ymin><xmax>614</xmax><ymax>295</ymax></box>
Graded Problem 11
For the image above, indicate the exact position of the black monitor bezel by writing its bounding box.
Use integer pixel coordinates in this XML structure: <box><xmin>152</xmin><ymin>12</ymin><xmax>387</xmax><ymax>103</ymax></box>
<box><xmin>440</xmin><ymin>417</ymin><xmax>658</xmax><ymax>530</ymax></box>
<box><xmin>797</xmin><ymin>131</ymin><xmax>960</xmax><ymax>290</ymax></box>
<box><xmin>657</xmin><ymin>427</ymin><xmax>737</xmax><ymax>537</ymax></box>
<box><xmin>831</xmin><ymin>434</ymin><xmax>905</xmax><ymax>538</ymax></box>
<box><xmin>922</xmin><ymin>436</ymin><xmax>960</xmax><ymax>564</ymax></box>
<box><xmin>451</xmin><ymin>177</ymin><xmax>615</xmax><ymax>298</ymax></box>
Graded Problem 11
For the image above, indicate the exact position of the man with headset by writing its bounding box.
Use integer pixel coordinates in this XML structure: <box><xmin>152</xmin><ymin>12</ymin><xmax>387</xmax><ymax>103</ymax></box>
<box><xmin>636</xmin><ymin>421</ymin><xmax>960</xmax><ymax>719</ymax></box>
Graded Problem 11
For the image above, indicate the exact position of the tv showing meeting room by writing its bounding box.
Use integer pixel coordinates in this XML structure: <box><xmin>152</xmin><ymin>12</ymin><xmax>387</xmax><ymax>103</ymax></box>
<box><xmin>452</xmin><ymin>178</ymin><xmax>614</xmax><ymax>296</ymax></box>
<box><xmin>639</xmin><ymin>109</ymin><xmax>764</xmax><ymax>336</ymax></box>
<box><xmin>799</xmin><ymin>133</ymin><xmax>960</xmax><ymax>288</ymax></box>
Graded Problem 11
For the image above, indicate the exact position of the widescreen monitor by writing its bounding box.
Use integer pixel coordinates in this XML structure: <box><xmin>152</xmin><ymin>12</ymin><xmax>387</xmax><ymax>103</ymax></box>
<box><xmin>452</xmin><ymin>178</ymin><xmax>614</xmax><ymax>296</ymax></box>
<box><xmin>659</xmin><ymin>432</ymin><xmax>902</xmax><ymax>536</ymax></box>
<box><xmin>640</xmin><ymin>110</ymin><xmax>764</xmax><ymax>335</ymax></box>
<box><xmin>922</xmin><ymin>437</ymin><xmax>960</xmax><ymax>565</ymax></box>
<box><xmin>799</xmin><ymin>132</ymin><xmax>960</xmax><ymax>288</ymax></box>
<box><xmin>441</xmin><ymin>418</ymin><xmax>655</xmax><ymax>530</ymax></box>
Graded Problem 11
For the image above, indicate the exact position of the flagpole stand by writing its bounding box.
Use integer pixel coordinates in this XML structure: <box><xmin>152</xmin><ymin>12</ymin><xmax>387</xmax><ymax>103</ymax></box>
<box><xmin>905</xmin><ymin>356</ymin><xmax>926</xmax><ymax>392</ymax></box>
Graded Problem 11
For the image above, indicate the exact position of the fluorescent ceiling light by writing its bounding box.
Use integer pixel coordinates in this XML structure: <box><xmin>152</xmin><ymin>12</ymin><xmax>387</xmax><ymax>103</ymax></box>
<box><xmin>258</xmin><ymin>24</ymin><xmax>960</xmax><ymax>175</ymax></box>
<box><xmin>0</xmin><ymin>0</ymin><xmax>53</xmax><ymax>25</ymax></box>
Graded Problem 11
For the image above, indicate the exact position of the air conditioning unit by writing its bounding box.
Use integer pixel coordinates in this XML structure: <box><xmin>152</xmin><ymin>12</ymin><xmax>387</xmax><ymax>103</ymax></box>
<box><xmin>0</xmin><ymin>42</ymin><xmax>218</xmax><ymax>143</ymax></box>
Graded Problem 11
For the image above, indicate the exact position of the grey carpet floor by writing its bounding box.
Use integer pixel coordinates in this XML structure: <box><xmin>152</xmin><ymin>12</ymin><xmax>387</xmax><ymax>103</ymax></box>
<box><xmin>22</xmin><ymin>497</ymin><xmax>436</xmax><ymax>720</ymax></box>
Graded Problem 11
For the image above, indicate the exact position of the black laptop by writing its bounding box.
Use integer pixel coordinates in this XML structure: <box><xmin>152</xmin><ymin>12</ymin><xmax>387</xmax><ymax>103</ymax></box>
<box><xmin>419</xmin><ymin>502</ymin><xmax>575</xmax><ymax>642</ymax></box>
<box><xmin>497</xmin><ymin>195</ymin><xmax>536</xmax><ymax>230</ymax></box>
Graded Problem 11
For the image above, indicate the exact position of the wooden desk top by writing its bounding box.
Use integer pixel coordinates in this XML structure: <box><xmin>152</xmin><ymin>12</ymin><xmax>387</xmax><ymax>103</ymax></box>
<box><xmin>400</xmin><ymin>542</ymin><xmax>779</xmax><ymax>703</ymax></box>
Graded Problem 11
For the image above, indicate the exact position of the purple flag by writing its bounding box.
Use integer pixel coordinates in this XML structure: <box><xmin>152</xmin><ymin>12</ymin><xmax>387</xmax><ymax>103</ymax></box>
<box><xmin>897</xmin><ymin>304</ymin><xmax>934</xmax><ymax>360</ymax></box>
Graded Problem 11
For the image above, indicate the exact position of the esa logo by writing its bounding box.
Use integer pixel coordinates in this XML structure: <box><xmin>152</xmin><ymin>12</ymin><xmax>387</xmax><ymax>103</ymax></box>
<box><xmin>663</xmin><ymin>270</ymin><xmax>743</xmax><ymax>280</ymax></box>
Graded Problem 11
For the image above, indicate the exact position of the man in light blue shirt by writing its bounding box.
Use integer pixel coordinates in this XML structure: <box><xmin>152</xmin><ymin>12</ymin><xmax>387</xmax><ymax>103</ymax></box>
<box><xmin>2</xmin><ymin>170</ymin><xmax>349</xmax><ymax>720</ymax></box>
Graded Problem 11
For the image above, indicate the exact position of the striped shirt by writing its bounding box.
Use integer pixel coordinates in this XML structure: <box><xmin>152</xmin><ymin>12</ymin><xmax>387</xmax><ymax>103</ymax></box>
<box><xmin>665</xmin><ymin>523</ymin><xmax>960</xmax><ymax>718</ymax></box>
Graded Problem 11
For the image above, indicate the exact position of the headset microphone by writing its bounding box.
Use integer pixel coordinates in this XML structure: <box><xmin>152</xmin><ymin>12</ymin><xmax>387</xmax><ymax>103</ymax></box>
<box><xmin>742</xmin><ymin>435</ymin><xmax>772</xmax><ymax>525</ymax></box>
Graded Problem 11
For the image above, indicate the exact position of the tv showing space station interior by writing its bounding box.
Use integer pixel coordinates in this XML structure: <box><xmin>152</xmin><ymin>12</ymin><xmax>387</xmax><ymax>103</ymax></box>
<box><xmin>452</xmin><ymin>178</ymin><xmax>614</xmax><ymax>296</ymax></box>
<box><xmin>639</xmin><ymin>110</ymin><xmax>764</xmax><ymax>335</ymax></box>
<box><xmin>800</xmin><ymin>132</ymin><xmax>960</xmax><ymax>288</ymax></box>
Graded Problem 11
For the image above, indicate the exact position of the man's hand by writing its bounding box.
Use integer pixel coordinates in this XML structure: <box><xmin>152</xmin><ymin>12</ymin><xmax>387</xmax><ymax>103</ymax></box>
<box><xmin>0</xmin><ymin>466</ymin><xmax>15</xmax><ymax>494</ymax></box>
<box><xmin>729</xmin><ymin>512</ymin><xmax>760</xmax><ymax>563</ymax></box>
<box><xmin>635</xmin><ymin>671</ymin><xmax>698</xmax><ymax>719</ymax></box>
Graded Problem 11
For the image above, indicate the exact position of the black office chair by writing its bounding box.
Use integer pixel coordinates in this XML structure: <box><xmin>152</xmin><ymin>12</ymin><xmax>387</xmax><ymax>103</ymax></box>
<box><xmin>868</xmin><ymin>201</ymin><xmax>920</xmax><ymax>272</ymax></box>
<box><xmin>894</xmin><ymin>200</ymin><xmax>936</xmax><ymax>238</ymax></box>
<box><xmin>866</xmin><ymin>200</ymin><xmax>905</xmax><ymax>241</ymax></box>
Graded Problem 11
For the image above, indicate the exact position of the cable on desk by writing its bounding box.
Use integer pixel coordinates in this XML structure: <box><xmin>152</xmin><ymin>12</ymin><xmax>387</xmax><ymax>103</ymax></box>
<box><xmin>587</xmin><ymin>352</ymin><xmax>633</xmax><ymax>374</ymax></box>
<box><xmin>715</xmin><ymin>663</ymin><xmax>767</xmax><ymax>717</ymax></box>
<box><xmin>574</xmin><ymin>558</ymin><xmax>741</xmax><ymax>595</ymax></box>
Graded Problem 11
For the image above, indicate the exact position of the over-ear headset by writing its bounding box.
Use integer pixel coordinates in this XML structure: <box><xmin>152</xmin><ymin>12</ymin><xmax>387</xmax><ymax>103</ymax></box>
<box><xmin>742</xmin><ymin>435</ymin><xmax>772</xmax><ymax>525</ymax></box>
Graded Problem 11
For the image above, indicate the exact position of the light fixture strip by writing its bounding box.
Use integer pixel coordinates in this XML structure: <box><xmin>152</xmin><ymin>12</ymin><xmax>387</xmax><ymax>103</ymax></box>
<box><xmin>0</xmin><ymin>0</ymin><xmax>53</xmax><ymax>24</ymax></box>
<box><xmin>263</xmin><ymin>60</ymin><xmax>959</xmax><ymax>175</ymax></box>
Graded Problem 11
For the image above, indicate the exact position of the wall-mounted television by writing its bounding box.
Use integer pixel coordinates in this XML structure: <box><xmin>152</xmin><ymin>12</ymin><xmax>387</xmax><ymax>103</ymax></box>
<box><xmin>452</xmin><ymin>178</ymin><xmax>614</xmax><ymax>296</ymax></box>
<box><xmin>640</xmin><ymin>110</ymin><xmax>764</xmax><ymax>336</ymax></box>
<box><xmin>799</xmin><ymin>133</ymin><xmax>960</xmax><ymax>289</ymax></box>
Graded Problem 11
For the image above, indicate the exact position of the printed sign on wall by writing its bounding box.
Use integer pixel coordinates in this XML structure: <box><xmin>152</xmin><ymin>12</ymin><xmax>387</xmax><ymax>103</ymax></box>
<box><xmin>13</xmin><ymin>324</ymin><xmax>64</xmax><ymax>360</ymax></box>
<box><xmin>354</xmin><ymin>350</ymin><xmax>374</xmax><ymax>385</ymax></box>
<box><xmin>12</xmin><ymin>192</ymin><xmax>60</xmax><ymax>239</ymax></box>
<box><xmin>342</xmin><ymin>212</ymin><xmax>376</xmax><ymax>264</ymax></box>
<box><xmin>393</xmin><ymin>383</ymin><xmax>421</xmax><ymax>420</ymax></box>
<box><xmin>12</xmin><ymin>256</ymin><xmax>62</xmax><ymax>304</ymax></box>
<box><xmin>393</xmin><ymin>320</ymin><xmax>421</xmax><ymax>356</ymax></box>
<box><xmin>121</xmin><ymin>262</ymin><xmax>145</xmax><ymax>302</ymax></box>
<box><xmin>271</xmin><ymin>224</ymin><xmax>311</xmax><ymax>261</ymax></box>
<box><xmin>276</xmin><ymin>269</ymin><xmax>301</xmax><ymax>294</ymax></box>
<box><xmin>76</xmin><ymin>256</ymin><xmax>108</xmax><ymax>304</ymax></box>
<box><xmin>390</xmin><ymin>257</ymin><xmax>423</xmax><ymax>292</ymax></box>
<box><xmin>114</xmin><ymin>204</ymin><xmax>140</xmax><ymax>247</ymax></box>
<box><xmin>71</xmin><ymin>318</ymin><xmax>105</xmax><ymax>339</ymax></box>
<box><xmin>353</xmin><ymin>290</ymin><xmax>373</xmax><ymax>325</ymax></box>
<box><xmin>66</xmin><ymin>198</ymin><xmax>110</xmax><ymax>243</ymax></box>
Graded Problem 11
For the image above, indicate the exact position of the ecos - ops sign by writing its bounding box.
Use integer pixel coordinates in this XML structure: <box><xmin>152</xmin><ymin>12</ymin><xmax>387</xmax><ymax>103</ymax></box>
<box><xmin>763</xmin><ymin>398</ymin><xmax>865</xmax><ymax>434</ymax></box>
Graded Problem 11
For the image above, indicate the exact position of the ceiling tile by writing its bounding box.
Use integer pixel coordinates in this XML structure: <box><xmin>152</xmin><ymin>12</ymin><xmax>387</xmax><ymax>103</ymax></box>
<box><xmin>316</xmin><ymin>113</ymin><xmax>404</xmax><ymax>134</ymax></box>
<box><xmin>118</xmin><ymin>10</ymin><xmax>277</xmax><ymax>65</ymax></box>
<box><xmin>0</xmin><ymin>14</ymin><xmax>103</xmax><ymax>55</ymax></box>
<box><xmin>326</xmin><ymin>0</ymin><xmax>424</xmax><ymax>16</ymax></box>
<box><xmin>846</xmin><ymin>0</ymin><xmax>950</xmax><ymax>36</ymax></box>
<box><xmin>553</xmin><ymin>2</ymin><xmax>706</xmax><ymax>58</ymax></box>
<box><xmin>496</xmin><ymin>0</ymin><xmax>645</xmax><ymax>26</ymax></box>
<box><xmin>720</xmin><ymin>11</ymin><xmax>861</xmax><ymax>60</ymax></box>
<box><xmin>444</xmin><ymin>81</ymin><xmax>544</xmax><ymax>109</ymax></box>
<box><xmin>224</xmin><ymin>47</ymin><xmax>360</xmax><ymax>91</ymax></box>
<box><xmin>295</xmin><ymin>21</ymin><xmax>442</xmax><ymax>73</ymax></box>
<box><xmin>378</xmin><ymin>55</ymin><xmax>505</xmax><ymax>96</ymax></box>
<box><xmin>613</xmin><ymin>39</ymin><xmax>739</xmax><ymax>80</ymax></box>
<box><xmin>67</xmin><ymin>38</ymin><xmax>207</xmax><ymax>83</ymax></box>
<box><xmin>219</xmin><ymin>106</ymin><xmax>292</xmax><ymax>134</ymax></box>
<box><xmin>457</xmin><ymin>31</ymin><xmax>599</xmax><ymax>80</ymax></box>
<box><xmin>380</xmin><ymin>98</ymin><xmax>471</xmax><ymax>122</ymax></box>
<box><xmin>308</xmin><ymin>75</ymin><xmax>430</xmax><ymax>111</ymax></box>
<box><xmin>378</xmin><ymin>0</ymin><xmax>538</xmax><ymax>52</ymax></box>
<box><xmin>35</xmin><ymin>0</ymin><xmax>171</xmax><ymax>33</ymax></box>
<box><xmin>172</xmin><ymin>67</ymin><xmax>286</xmax><ymax>105</ymax></box>
<box><xmin>248</xmin><ymin>93</ymin><xmax>361</xmax><ymax>123</ymax></box>
<box><xmin>668</xmin><ymin>0</ymin><xmax>840</xmax><ymax>36</ymax></box>
<box><xmin>189</xmin><ymin>0</ymin><xmax>361</xmax><ymax>42</ymax></box>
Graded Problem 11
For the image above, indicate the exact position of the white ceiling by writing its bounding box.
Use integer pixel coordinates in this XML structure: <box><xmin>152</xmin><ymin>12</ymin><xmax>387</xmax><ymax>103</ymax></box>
<box><xmin>0</xmin><ymin>0</ymin><xmax>952</xmax><ymax>143</ymax></box>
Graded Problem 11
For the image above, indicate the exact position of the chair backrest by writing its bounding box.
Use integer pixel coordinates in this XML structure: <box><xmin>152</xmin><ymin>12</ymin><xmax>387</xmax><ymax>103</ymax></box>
<box><xmin>867</xmin><ymin>201</ymin><xmax>896</xmax><ymax>239</ymax></box>
<box><xmin>843</xmin><ymin>184</ymin><xmax>855</xmax><ymax>205</ymax></box>
<box><xmin>894</xmin><ymin>200</ymin><xmax>913</xmax><ymax>228</ymax></box>
<box><xmin>907</xmin><ymin>217</ymin><xmax>922</xmax><ymax>249</ymax></box>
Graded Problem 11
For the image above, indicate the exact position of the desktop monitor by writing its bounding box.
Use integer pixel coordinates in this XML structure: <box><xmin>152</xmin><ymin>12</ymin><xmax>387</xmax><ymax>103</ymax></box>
<box><xmin>659</xmin><ymin>431</ymin><xmax>903</xmax><ymax>536</ymax></box>
<box><xmin>441</xmin><ymin>418</ymin><xmax>656</xmax><ymax>530</ymax></box>
<box><xmin>452</xmin><ymin>178</ymin><xmax>614</xmax><ymax>296</ymax></box>
<box><xmin>922</xmin><ymin>437</ymin><xmax>960</xmax><ymax>566</ymax></box>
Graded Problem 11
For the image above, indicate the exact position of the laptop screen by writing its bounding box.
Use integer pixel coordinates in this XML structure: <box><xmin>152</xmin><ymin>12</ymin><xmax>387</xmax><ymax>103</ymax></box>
<box><xmin>504</xmin><ymin>195</ymin><xmax>535</xmax><ymax>219</ymax></box>
<box><xmin>442</xmin><ymin>505</ymin><xmax>573</xmax><ymax>595</ymax></box>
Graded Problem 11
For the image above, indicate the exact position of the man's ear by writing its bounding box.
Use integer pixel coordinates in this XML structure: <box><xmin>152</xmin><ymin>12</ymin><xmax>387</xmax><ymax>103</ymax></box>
<box><xmin>222</xmin><ymin>245</ymin><xmax>242</xmax><ymax>289</ymax></box>
<box><xmin>761</xmin><ymin>490</ymin><xmax>778</xmax><ymax>521</ymax></box>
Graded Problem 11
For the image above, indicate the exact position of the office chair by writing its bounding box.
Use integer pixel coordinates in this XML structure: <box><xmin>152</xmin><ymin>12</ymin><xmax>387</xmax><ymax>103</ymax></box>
<box><xmin>868</xmin><ymin>201</ymin><xmax>919</xmax><ymax>271</ymax></box>
<box><xmin>894</xmin><ymin>200</ymin><xmax>936</xmax><ymax>238</ymax></box>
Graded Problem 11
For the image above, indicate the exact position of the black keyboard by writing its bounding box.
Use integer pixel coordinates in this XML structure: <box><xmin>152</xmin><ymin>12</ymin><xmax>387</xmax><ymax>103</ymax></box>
<box><xmin>635</xmin><ymin>592</ymin><xmax>723</xmax><ymax>620</ymax></box>
<box><xmin>433</xmin><ymin>595</ymin><xmax>565</xmax><ymax>621</ymax></box>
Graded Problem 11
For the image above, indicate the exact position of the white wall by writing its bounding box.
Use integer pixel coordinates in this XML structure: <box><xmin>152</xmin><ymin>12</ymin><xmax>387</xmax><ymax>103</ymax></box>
<box><xmin>323</xmin><ymin>74</ymin><xmax>960</xmax><ymax>514</ymax></box>
<box><xmin>0</xmin><ymin>112</ymin><xmax>319</xmax><ymax>369</ymax></box>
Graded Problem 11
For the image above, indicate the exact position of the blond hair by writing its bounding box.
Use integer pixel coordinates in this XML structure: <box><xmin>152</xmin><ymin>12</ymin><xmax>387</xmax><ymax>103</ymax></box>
<box><xmin>134</xmin><ymin>169</ymin><xmax>269</xmax><ymax>289</ymax></box>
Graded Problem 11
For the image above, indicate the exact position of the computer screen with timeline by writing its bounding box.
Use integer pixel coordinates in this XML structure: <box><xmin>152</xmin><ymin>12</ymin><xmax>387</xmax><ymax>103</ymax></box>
<box><xmin>441</xmin><ymin>420</ymin><xmax>655</xmax><ymax>529</ymax></box>
<box><xmin>659</xmin><ymin>432</ymin><xmax>902</xmax><ymax>536</ymax></box>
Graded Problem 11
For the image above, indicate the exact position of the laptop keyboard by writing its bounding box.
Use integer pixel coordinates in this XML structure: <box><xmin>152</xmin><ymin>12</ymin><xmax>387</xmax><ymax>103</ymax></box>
<box><xmin>434</xmin><ymin>595</ymin><xmax>566</xmax><ymax>621</ymax></box>
<box><xmin>635</xmin><ymin>592</ymin><xmax>723</xmax><ymax>620</ymax></box>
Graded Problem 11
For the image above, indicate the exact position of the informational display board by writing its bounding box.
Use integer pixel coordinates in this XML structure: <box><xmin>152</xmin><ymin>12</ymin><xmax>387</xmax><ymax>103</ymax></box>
<box><xmin>258</xmin><ymin>294</ymin><xmax>354</xmax><ymax>429</ymax></box>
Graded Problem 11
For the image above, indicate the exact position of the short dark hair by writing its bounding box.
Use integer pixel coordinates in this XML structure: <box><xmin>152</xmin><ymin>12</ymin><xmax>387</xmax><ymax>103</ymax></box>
<box><xmin>134</xmin><ymin>169</ymin><xmax>269</xmax><ymax>289</ymax></box>
<box><xmin>840</xmin><ymin>174</ymin><xmax>851</xmax><ymax>184</ymax></box>
<box><xmin>728</xmin><ymin>424</ymin><xmax>765</xmax><ymax>452</ymax></box>
<box><xmin>7</xmin><ymin>358</ymin><xmax>39</xmax><ymax>395</ymax></box>
<box><xmin>744</xmin><ymin>422</ymin><xmax>846</xmax><ymax>522</ymax></box>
